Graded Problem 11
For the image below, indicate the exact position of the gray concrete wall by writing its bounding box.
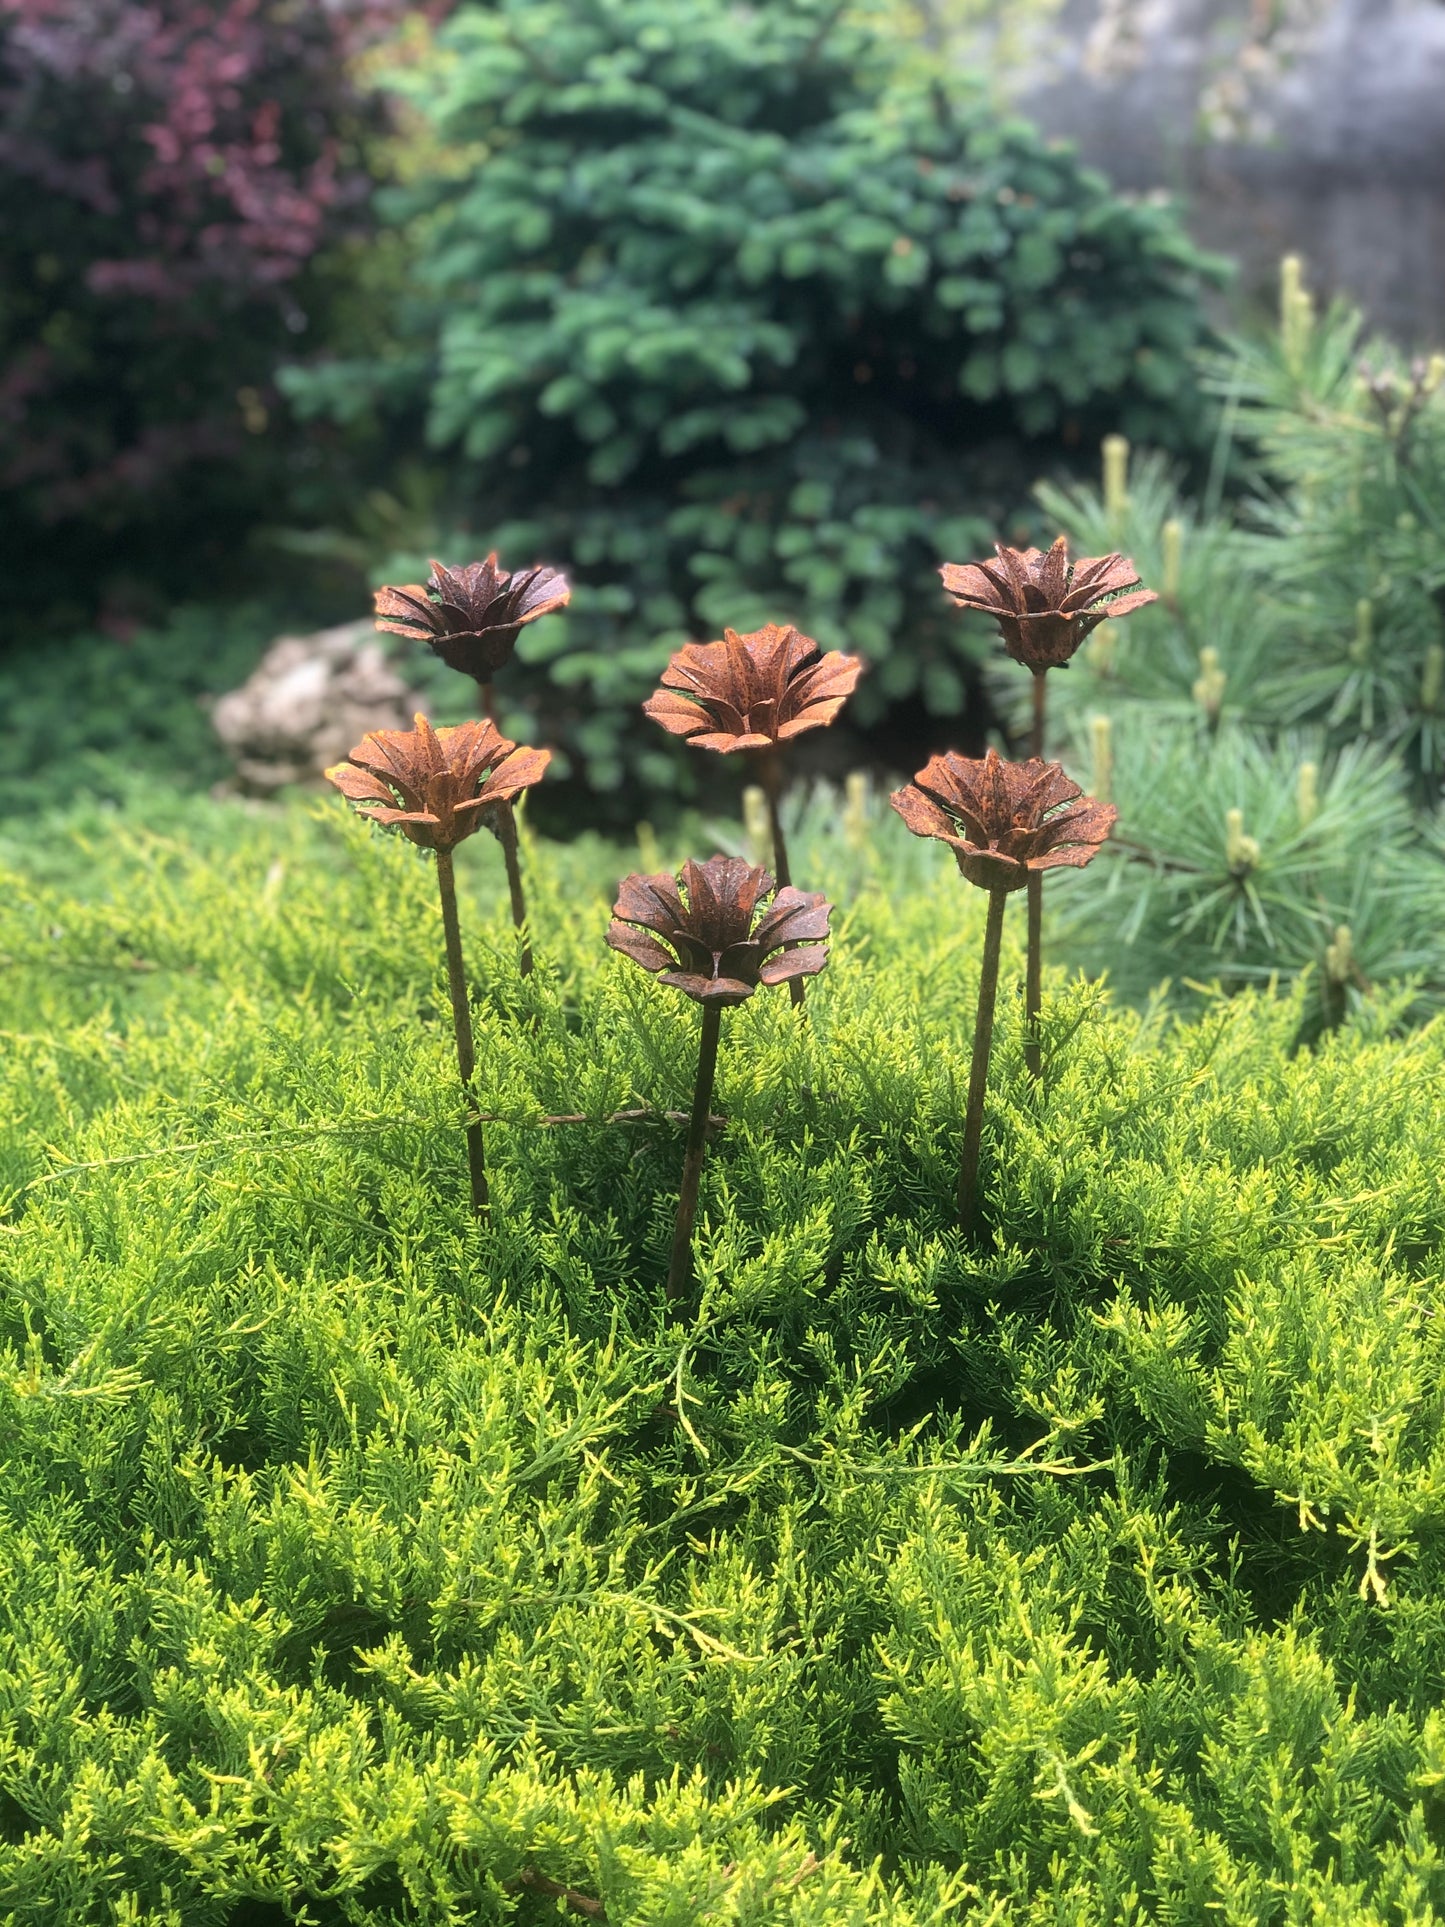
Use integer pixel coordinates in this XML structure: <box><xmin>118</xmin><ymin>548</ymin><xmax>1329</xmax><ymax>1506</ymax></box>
<box><xmin>1013</xmin><ymin>0</ymin><xmax>1445</xmax><ymax>345</ymax></box>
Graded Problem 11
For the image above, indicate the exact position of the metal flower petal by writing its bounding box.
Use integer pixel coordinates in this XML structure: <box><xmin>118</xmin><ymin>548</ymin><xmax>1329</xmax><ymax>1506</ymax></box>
<box><xmin>643</xmin><ymin>623</ymin><xmax>864</xmax><ymax>753</ymax></box>
<box><xmin>939</xmin><ymin>535</ymin><xmax>1157</xmax><ymax>671</ymax></box>
<box><xmin>890</xmin><ymin>746</ymin><xmax>1117</xmax><ymax>892</ymax></box>
<box><xmin>325</xmin><ymin>712</ymin><xmax>551</xmax><ymax>852</ymax></box>
<box><xmin>374</xmin><ymin>552</ymin><xmax>571</xmax><ymax>680</ymax></box>
<box><xmin>606</xmin><ymin>853</ymin><xmax>832</xmax><ymax>1004</ymax></box>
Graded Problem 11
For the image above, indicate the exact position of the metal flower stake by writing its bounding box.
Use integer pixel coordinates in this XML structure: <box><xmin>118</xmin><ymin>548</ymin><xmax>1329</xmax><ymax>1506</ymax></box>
<box><xmin>606</xmin><ymin>855</ymin><xmax>831</xmax><ymax>1298</ymax></box>
<box><xmin>642</xmin><ymin>623</ymin><xmax>862</xmax><ymax>1003</ymax></box>
<box><xmin>326</xmin><ymin>714</ymin><xmax>551</xmax><ymax>1219</ymax></box>
<box><xmin>940</xmin><ymin>538</ymin><xmax>1153</xmax><ymax>1076</ymax></box>
<box><xmin>890</xmin><ymin>748</ymin><xmax>1116</xmax><ymax>1234</ymax></box>
<box><xmin>374</xmin><ymin>554</ymin><xmax>571</xmax><ymax>976</ymax></box>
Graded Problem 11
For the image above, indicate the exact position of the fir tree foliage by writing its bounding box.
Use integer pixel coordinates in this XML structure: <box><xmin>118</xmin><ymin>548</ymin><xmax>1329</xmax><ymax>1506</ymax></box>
<box><xmin>3</xmin><ymin>794</ymin><xmax>1445</xmax><ymax>1918</ymax></box>
<box><xmin>284</xmin><ymin>0</ymin><xmax>1222</xmax><ymax>808</ymax></box>
<box><xmin>997</xmin><ymin>270</ymin><xmax>1445</xmax><ymax>1025</ymax></box>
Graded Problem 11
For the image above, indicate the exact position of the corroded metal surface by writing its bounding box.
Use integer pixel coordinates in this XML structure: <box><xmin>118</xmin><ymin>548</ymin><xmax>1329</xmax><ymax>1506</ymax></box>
<box><xmin>325</xmin><ymin>712</ymin><xmax>550</xmax><ymax>851</ymax></box>
<box><xmin>606</xmin><ymin>854</ymin><xmax>831</xmax><ymax>1004</ymax></box>
<box><xmin>890</xmin><ymin>746</ymin><xmax>1118</xmax><ymax>892</ymax></box>
<box><xmin>374</xmin><ymin>553</ymin><xmax>571</xmax><ymax>679</ymax></box>
<box><xmin>643</xmin><ymin>622</ymin><xmax>864</xmax><ymax>752</ymax></box>
<box><xmin>939</xmin><ymin>535</ymin><xmax>1156</xmax><ymax>672</ymax></box>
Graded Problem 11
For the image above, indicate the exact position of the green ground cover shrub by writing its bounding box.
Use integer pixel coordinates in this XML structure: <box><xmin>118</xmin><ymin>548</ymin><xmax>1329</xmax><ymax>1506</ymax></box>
<box><xmin>3</xmin><ymin>791</ymin><xmax>1444</xmax><ymax>1921</ymax></box>
<box><xmin>0</xmin><ymin>604</ymin><xmax>293</xmax><ymax>816</ymax></box>
<box><xmin>283</xmin><ymin>0</ymin><xmax>1222</xmax><ymax>813</ymax></box>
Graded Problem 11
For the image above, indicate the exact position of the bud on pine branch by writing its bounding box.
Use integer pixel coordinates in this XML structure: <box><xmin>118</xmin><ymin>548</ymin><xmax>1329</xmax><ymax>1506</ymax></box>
<box><xmin>1193</xmin><ymin>648</ymin><xmax>1226</xmax><ymax>724</ymax></box>
<box><xmin>1296</xmin><ymin>761</ymin><xmax>1319</xmax><ymax>827</ymax></box>
<box><xmin>1225</xmin><ymin>807</ymin><xmax>1260</xmax><ymax>877</ymax></box>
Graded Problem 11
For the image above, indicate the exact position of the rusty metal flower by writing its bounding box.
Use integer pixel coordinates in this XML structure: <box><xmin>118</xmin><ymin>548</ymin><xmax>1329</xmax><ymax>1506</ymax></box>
<box><xmin>890</xmin><ymin>747</ymin><xmax>1117</xmax><ymax>892</ymax></box>
<box><xmin>607</xmin><ymin>855</ymin><xmax>831</xmax><ymax>1005</ymax></box>
<box><xmin>642</xmin><ymin>624</ymin><xmax>864</xmax><ymax>752</ymax></box>
<box><xmin>373</xmin><ymin>554</ymin><xmax>571</xmax><ymax>680</ymax></box>
<box><xmin>939</xmin><ymin>536</ymin><xmax>1156</xmax><ymax>671</ymax></box>
<box><xmin>325</xmin><ymin>713</ymin><xmax>550</xmax><ymax>852</ymax></box>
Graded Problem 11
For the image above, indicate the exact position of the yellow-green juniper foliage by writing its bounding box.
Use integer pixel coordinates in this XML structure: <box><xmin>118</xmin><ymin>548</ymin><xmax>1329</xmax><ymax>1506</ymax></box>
<box><xmin>2</xmin><ymin>794</ymin><xmax>1445</xmax><ymax>1923</ymax></box>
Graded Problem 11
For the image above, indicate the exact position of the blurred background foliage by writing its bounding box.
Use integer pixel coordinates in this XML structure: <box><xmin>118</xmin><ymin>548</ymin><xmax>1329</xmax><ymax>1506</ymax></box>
<box><xmin>2</xmin><ymin>0</ymin><xmax>1444</xmax><ymax>1024</ymax></box>
<box><xmin>278</xmin><ymin>0</ymin><xmax>1224</xmax><ymax>808</ymax></box>
<box><xmin>1</xmin><ymin>0</ymin><xmax>1221</xmax><ymax>763</ymax></box>
<box><xmin>1016</xmin><ymin>281</ymin><xmax>1445</xmax><ymax>1029</ymax></box>
<box><xmin>0</xmin><ymin>0</ymin><xmax>423</xmax><ymax>629</ymax></box>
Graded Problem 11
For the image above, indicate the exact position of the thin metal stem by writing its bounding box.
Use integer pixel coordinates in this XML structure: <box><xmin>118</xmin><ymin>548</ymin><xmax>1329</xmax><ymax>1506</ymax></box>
<box><xmin>666</xmin><ymin>1001</ymin><xmax>723</xmax><ymax>1302</ymax></box>
<box><xmin>435</xmin><ymin>846</ymin><xmax>489</xmax><ymax>1220</ymax></box>
<box><xmin>478</xmin><ymin>678</ymin><xmax>532</xmax><ymax>977</ymax></box>
<box><xmin>1029</xmin><ymin>666</ymin><xmax>1047</xmax><ymax>760</ymax></box>
<box><xmin>1025</xmin><ymin>875</ymin><xmax>1043</xmax><ymax>1079</ymax></box>
<box><xmin>758</xmin><ymin>748</ymin><xmax>804</xmax><ymax>1007</ymax></box>
<box><xmin>1024</xmin><ymin>669</ymin><xmax>1047</xmax><ymax>1079</ymax></box>
<box><xmin>958</xmin><ymin>886</ymin><xmax>1007</xmax><ymax>1235</ymax></box>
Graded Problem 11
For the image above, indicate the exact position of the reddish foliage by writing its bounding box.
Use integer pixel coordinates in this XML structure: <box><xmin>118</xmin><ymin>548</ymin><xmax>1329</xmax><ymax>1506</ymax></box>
<box><xmin>0</xmin><ymin>0</ymin><xmax>419</xmax><ymax>533</ymax></box>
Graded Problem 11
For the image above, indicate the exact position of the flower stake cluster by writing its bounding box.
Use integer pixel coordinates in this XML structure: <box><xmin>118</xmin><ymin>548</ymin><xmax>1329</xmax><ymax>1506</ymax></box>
<box><xmin>375</xmin><ymin>554</ymin><xmax>570</xmax><ymax>976</ymax></box>
<box><xmin>326</xmin><ymin>714</ymin><xmax>551</xmax><ymax>1220</ymax></box>
<box><xmin>891</xmin><ymin>749</ymin><xmax>1116</xmax><ymax>1233</ymax></box>
<box><xmin>607</xmin><ymin>855</ymin><xmax>831</xmax><ymax>1298</ymax></box>
<box><xmin>330</xmin><ymin>545</ymin><xmax>1132</xmax><ymax>1254</ymax></box>
<box><xmin>643</xmin><ymin>623</ymin><xmax>862</xmax><ymax>1003</ymax></box>
<box><xmin>941</xmin><ymin>536</ymin><xmax>1154</xmax><ymax>1075</ymax></box>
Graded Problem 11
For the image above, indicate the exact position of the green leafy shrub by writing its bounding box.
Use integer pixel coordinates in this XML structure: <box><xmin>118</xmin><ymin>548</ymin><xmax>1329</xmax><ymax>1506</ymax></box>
<box><xmin>284</xmin><ymin>0</ymin><xmax>1223</xmax><ymax>815</ymax></box>
<box><xmin>3</xmin><ymin>791</ymin><xmax>1445</xmax><ymax>1919</ymax></box>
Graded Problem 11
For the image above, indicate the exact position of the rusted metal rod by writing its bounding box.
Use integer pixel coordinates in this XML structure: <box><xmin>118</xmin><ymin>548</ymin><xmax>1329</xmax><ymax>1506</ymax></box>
<box><xmin>666</xmin><ymin>1001</ymin><xmax>723</xmax><ymax>1302</ymax></box>
<box><xmin>435</xmin><ymin>845</ymin><xmax>489</xmax><ymax>1219</ymax></box>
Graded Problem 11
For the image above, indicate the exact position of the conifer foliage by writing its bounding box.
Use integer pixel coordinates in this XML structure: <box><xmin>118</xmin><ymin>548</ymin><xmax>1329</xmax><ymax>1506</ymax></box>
<box><xmin>989</xmin><ymin>268</ymin><xmax>1445</xmax><ymax>1027</ymax></box>
<box><xmin>287</xmin><ymin>0</ymin><xmax>1222</xmax><ymax>806</ymax></box>
<box><xmin>4</xmin><ymin>802</ymin><xmax>1445</xmax><ymax>1921</ymax></box>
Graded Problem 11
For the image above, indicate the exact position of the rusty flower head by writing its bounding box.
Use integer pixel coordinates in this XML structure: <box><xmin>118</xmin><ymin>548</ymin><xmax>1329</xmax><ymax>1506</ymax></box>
<box><xmin>643</xmin><ymin>623</ymin><xmax>864</xmax><ymax>753</ymax></box>
<box><xmin>607</xmin><ymin>855</ymin><xmax>831</xmax><ymax>1005</ymax></box>
<box><xmin>325</xmin><ymin>713</ymin><xmax>550</xmax><ymax>852</ymax></box>
<box><xmin>891</xmin><ymin>747</ymin><xmax>1117</xmax><ymax>893</ymax></box>
<box><xmin>939</xmin><ymin>536</ymin><xmax>1156</xmax><ymax>671</ymax></box>
<box><xmin>374</xmin><ymin>554</ymin><xmax>571</xmax><ymax>680</ymax></box>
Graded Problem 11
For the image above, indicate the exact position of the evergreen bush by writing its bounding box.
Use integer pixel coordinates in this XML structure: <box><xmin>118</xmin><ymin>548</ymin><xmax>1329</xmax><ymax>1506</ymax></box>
<box><xmin>3</xmin><ymin>792</ymin><xmax>1445</xmax><ymax>1920</ymax></box>
<box><xmin>283</xmin><ymin>0</ymin><xmax>1223</xmax><ymax>815</ymax></box>
<box><xmin>990</xmin><ymin>268</ymin><xmax>1445</xmax><ymax>1027</ymax></box>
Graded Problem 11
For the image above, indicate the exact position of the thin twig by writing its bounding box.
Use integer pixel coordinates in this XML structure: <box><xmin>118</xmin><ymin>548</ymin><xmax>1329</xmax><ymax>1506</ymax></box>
<box><xmin>777</xmin><ymin>1442</ymin><xmax>1107</xmax><ymax>1481</ymax></box>
<box><xmin>506</xmin><ymin>1869</ymin><xmax>606</xmax><ymax>1920</ymax></box>
<box><xmin>21</xmin><ymin>1110</ymin><xmax>733</xmax><ymax>1192</ymax></box>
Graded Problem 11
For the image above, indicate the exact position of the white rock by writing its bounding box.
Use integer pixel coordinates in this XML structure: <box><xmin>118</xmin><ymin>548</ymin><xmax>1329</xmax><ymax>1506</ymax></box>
<box><xmin>212</xmin><ymin>618</ymin><xmax>422</xmax><ymax>793</ymax></box>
